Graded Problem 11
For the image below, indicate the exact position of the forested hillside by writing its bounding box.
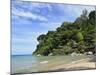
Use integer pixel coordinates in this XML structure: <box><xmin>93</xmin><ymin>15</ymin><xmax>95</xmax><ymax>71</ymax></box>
<box><xmin>33</xmin><ymin>10</ymin><xmax>96</xmax><ymax>56</ymax></box>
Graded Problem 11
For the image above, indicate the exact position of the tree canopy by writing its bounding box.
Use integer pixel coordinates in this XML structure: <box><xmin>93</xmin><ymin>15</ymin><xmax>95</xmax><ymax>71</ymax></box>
<box><xmin>33</xmin><ymin>10</ymin><xmax>96</xmax><ymax>56</ymax></box>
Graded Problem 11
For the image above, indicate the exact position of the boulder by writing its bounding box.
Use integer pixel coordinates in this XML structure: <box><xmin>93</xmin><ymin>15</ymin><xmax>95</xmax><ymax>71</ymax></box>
<box><xmin>48</xmin><ymin>53</ymin><xmax>53</xmax><ymax>56</ymax></box>
<box><xmin>37</xmin><ymin>54</ymin><xmax>41</xmax><ymax>56</ymax></box>
<box><xmin>87</xmin><ymin>51</ymin><xmax>93</xmax><ymax>55</ymax></box>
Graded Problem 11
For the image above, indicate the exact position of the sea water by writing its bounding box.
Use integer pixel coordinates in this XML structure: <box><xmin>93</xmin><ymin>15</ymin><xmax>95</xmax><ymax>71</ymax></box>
<box><xmin>11</xmin><ymin>55</ymin><xmax>93</xmax><ymax>74</ymax></box>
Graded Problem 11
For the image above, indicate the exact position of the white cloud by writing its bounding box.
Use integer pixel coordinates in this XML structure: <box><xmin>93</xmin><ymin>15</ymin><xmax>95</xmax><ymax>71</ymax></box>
<box><xmin>12</xmin><ymin>7</ymin><xmax>48</xmax><ymax>22</ymax></box>
<box><xmin>58</xmin><ymin>4</ymin><xmax>95</xmax><ymax>17</ymax></box>
<box><xmin>31</xmin><ymin>2</ymin><xmax>53</xmax><ymax>11</ymax></box>
<box><xmin>38</xmin><ymin>22</ymin><xmax>62</xmax><ymax>30</ymax></box>
<box><xmin>53</xmin><ymin>4</ymin><xmax>95</xmax><ymax>22</ymax></box>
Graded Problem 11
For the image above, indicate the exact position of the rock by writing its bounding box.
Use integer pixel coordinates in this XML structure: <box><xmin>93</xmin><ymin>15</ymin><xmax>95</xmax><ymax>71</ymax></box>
<box><xmin>71</xmin><ymin>52</ymin><xmax>78</xmax><ymax>56</ymax></box>
<box><xmin>37</xmin><ymin>54</ymin><xmax>41</xmax><ymax>56</ymax></box>
<box><xmin>71</xmin><ymin>52</ymin><xmax>83</xmax><ymax>56</ymax></box>
<box><xmin>84</xmin><ymin>52</ymin><xmax>87</xmax><ymax>55</ymax></box>
<box><xmin>79</xmin><ymin>54</ymin><xmax>82</xmax><ymax>55</ymax></box>
<box><xmin>48</xmin><ymin>53</ymin><xmax>53</xmax><ymax>56</ymax></box>
<box><xmin>87</xmin><ymin>51</ymin><xmax>93</xmax><ymax>55</ymax></box>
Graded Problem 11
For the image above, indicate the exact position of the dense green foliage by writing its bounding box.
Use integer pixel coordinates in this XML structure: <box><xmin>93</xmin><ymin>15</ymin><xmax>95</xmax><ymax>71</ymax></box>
<box><xmin>33</xmin><ymin>10</ymin><xmax>96</xmax><ymax>56</ymax></box>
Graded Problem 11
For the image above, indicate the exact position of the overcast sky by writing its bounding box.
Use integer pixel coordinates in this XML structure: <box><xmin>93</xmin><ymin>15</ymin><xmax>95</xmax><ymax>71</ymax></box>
<box><xmin>12</xmin><ymin>0</ymin><xmax>95</xmax><ymax>55</ymax></box>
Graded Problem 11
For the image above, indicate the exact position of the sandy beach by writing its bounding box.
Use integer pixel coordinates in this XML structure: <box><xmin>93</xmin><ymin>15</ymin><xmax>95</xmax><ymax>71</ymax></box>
<box><xmin>49</xmin><ymin>57</ymin><xmax>96</xmax><ymax>71</ymax></box>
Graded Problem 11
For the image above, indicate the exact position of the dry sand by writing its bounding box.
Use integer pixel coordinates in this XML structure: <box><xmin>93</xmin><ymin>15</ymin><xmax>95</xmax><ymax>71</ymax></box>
<box><xmin>49</xmin><ymin>57</ymin><xmax>96</xmax><ymax>71</ymax></box>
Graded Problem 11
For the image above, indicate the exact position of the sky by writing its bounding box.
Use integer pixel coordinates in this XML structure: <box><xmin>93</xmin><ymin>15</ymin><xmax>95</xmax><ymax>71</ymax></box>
<box><xmin>12</xmin><ymin>0</ymin><xmax>95</xmax><ymax>55</ymax></box>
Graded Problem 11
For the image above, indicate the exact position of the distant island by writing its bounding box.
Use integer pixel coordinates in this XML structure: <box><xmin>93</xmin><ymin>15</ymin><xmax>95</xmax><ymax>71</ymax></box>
<box><xmin>33</xmin><ymin>10</ymin><xmax>96</xmax><ymax>56</ymax></box>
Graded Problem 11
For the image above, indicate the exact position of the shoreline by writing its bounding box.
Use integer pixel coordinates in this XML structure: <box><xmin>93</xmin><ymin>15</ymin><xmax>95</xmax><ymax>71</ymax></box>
<box><xmin>12</xmin><ymin>55</ymin><xmax>96</xmax><ymax>75</ymax></box>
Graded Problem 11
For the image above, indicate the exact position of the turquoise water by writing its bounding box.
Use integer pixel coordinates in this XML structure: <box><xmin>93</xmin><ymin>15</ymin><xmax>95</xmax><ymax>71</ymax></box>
<box><xmin>11</xmin><ymin>55</ymin><xmax>93</xmax><ymax>74</ymax></box>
